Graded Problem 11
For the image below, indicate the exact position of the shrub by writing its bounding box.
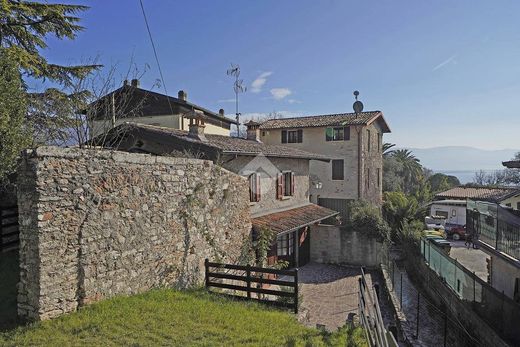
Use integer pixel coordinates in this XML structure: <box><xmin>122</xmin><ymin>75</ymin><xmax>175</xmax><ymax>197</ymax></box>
<box><xmin>348</xmin><ymin>200</ymin><xmax>390</xmax><ymax>241</ymax></box>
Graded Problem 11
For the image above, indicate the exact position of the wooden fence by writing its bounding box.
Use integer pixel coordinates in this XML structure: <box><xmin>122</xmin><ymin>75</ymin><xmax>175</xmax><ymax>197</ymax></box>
<box><xmin>204</xmin><ymin>259</ymin><xmax>299</xmax><ymax>313</ymax></box>
<box><xmin>0</xmin><ymin>205</ymin><xmax>19</xmax><ymax>252</ymax></box>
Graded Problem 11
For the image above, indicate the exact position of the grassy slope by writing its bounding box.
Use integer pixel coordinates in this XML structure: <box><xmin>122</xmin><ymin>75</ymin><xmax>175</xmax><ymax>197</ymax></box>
<box><xmin>0</xmin><ymin>251</ymin><xmax>19</xmax><ymax>331</ymax></box>
<box><xmin>0</xmin><ymin>289</ymin><xmax>367</xmax><ymax>347</ymax></box>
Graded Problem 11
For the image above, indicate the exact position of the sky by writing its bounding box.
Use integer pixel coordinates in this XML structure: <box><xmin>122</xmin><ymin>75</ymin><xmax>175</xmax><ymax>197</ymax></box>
<box><xmin>38</xmin><ymin>0</ymin><xmax>520</xmax><ymax>150</ymax></box>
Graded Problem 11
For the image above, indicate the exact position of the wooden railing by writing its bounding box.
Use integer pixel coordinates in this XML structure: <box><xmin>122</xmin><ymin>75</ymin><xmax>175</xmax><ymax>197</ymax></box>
<box><xmin>204</xmin><ymin>259</ymin><xmax>299</xmax><ymax>313</ymax></box>
<box><xmin>0</xmin><ymin>205</ymin><xmax>19</xmax><ymax>252</ymax></box>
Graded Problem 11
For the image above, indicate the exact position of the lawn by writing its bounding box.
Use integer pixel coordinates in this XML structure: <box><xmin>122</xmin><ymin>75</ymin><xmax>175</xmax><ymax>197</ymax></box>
<box><xmin>0</xmin><ymin>288</ymin><xmax>367</xmax><ymax>346</ymax></box>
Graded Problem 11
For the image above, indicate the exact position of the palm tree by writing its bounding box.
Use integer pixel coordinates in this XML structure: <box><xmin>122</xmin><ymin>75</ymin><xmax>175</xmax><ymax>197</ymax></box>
<box><xmin>382</xmin><ymin>143</ymin><xmax>396</xmax><ymax>157</ymax></box>
<box><xmin>391</xmin><ymin>149</ymin><xmax>423</xmax><ymax>194</ymax></box>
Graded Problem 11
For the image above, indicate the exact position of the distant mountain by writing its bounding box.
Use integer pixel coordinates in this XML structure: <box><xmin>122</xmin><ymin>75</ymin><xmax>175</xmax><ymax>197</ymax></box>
<box><xmin>401</xmin><ymin>146</ymin><xmax>519</xmax><ymax>171</ymax></box>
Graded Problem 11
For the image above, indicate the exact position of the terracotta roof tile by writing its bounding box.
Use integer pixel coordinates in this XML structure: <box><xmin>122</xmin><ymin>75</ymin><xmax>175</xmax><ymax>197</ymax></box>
<box><xmin>125</xmin><ymin>123</ymin><xmax>331</xmax><ymax>161</ymax></box>
<box><xmin>259</xmin><ymin>111</ymin><xmax>390</xmax><ymax>132</ymax></box>
<box><xmin>251</xmin><ymin>204</ymin><xmax>339</xmax><ymax>234</ymax></box>
<box><xmin>435</xmin><ymin>186</ymin><xmax>520</xmax><ymax>202</ymax></box>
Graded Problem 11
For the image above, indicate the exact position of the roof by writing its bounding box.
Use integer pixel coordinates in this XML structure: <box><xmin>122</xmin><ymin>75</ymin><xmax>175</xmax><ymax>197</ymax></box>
<box><xmin>503</xmin><ymin>160</ymin><xmax>520</xmax><ymax>169</ymax></box>
<box><xmin>251</xmin><ymin>204</ymin><xmax>339</xmax><ymax>235</ymax></box>
<box><xmin>435</xmin><ymin>186</ymin><xmax>520</xmax><ymax>202</ymax></box>
<box><xmin>87</xmin><ymin>85</ymin><xmax>237</xmax><ymax>125</ymax></box>
<box><xmin>429</xmin><ymin>199</ymin><xmax>467</xmax><ymax>206</ymax></box>
<box><xmin>259</xmin><ymin>111</ymin><xmax>391</xmax><ymax>133</ymax></box>
<box><xmin>115</xmin><ymin>123</ymin><xmax>332</xmax><ymax>161</ymax></box>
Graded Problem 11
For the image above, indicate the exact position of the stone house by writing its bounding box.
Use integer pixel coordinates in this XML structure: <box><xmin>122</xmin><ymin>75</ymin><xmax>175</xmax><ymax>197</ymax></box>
<box><xmin>258</xmin><ymin>108</ymin><xmax>391</xmax><ymax>221</ymax></box>
<box><xmin>96</xmin><ymin>115</ymin><xmax>338</xmax><ymax>268</ymax></box>
<box><xmin>87</xmin><ymin>79</ymin><xmax>237</xmax><ymax>138</ymax></box>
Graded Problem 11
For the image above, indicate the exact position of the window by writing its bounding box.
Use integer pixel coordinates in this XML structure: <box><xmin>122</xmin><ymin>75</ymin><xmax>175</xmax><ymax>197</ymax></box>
<box><xmin>325</xmin><ymin>127</ymin><xmax>350</xmax><ymax>141</ymax></box>
<box><xmin>248</xmin><ymin>173</ymin><xmax>261</xmax><ymax>202</ymax></box>
<box><xmin>436</xmin><ymin>211</ymin><xmax>449</xmax><ymax>219</ymax></box>
<box><xmin>277</xmin><ymin>233</ymin><xmax>294</xmax><ymax>256</ymax></box>
<box><xmin>506</xmin><ymin>203</ymin><xmax>512</xmax><ymax>207</ymax></box>
<box><xmin>282</xmin><ymin>129</ymin><xmax>303</xmax><ymax>143</ymax></box>
<box><xmin>365</xmin><ymin>168</ymin><xmax>370</xmax><ymax>189</ymax></box>
<box><xmin>367</xmin><ymin>130</ymin><xmax>371</xmax><ymax>152</ymax></box>
<box><xmin>277</xmin><ymin>171</ymin><xmax>295</xmax><ymax>198</ymax></box>
<box><xmin>262</xmin><ymin>131</ymin><xmax>266</xmax><ymax>137</ymax></box>
<box><xmin>452</xmin><ymin>209</ymin><xmax>457</xmax><ymax>217</ymax></box>
<box><xmin>517</xmin><ymin>202</ymin><xmax>520</xmax><ymax>210</ymax></box>
<box><xmin>332</xmin><ymin>160</ymin><xmax>344</xmax><ymax>180</ymax></box>
<box><xmin>377</xmin><ymin>168</ymin><xmax>381</xmax><ymax>187</ymax></box>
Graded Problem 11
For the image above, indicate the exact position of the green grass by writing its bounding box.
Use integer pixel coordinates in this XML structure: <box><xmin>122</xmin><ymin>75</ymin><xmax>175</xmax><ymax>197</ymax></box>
<box><xmin>0</xmin><ymin>288</ymin><xmax>367</xmax><ymax>347</ymax></box>
<box><xmin>0</xmin><ymin>251</ymin><xmax>19</xmax><ymax>331</ymax></box>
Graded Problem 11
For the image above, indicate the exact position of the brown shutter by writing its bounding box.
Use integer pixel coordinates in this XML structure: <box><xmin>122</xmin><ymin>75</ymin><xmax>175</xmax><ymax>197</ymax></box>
<box><xmin>291</xmin><ymin>172</ymin><xmax>295</xmax><ymax>196</ymax></box>
<box><xmin>248</xmin><ymin>174</ymin><xmax>254</xmax><ymax>202</ymax></box>
<box><xmin>277</xmin><ymin>173</ymin><xmax>283</xmax><ymax>199</ymax></box>
<box><xmin>344</xmin><ymin>126</ymin><xmax>350</xmax><ymax>140</ymax></box>
<box><xmin>281</xmin><ymin>130</ymin><xmax>287</xmax><ymax>143</ymax></box>
<box><xmin>256</xmin><ymin>173</ymin><xmax>261</xmax><ymax>202</ymax></box>
<box><xmin>297</xmin><ymin>129</ymin><xmax>303</xmax><ymax>143</ymax></box>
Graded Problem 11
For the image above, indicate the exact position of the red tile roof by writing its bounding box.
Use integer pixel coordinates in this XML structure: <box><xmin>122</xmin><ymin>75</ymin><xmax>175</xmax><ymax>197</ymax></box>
<box><xmin>251</xmin><ymin>204</ymin><xmax>339</xmax><ymax>234</ymax></box>
<box><xmin>258</xmin><ymin>111</ymin><xmax>390</xmax><ymax>133</ymax></box>
<box><xmin>435</xmin><ymin>186</ymin><xmax>520</xmax><ymax>202</ymax></box>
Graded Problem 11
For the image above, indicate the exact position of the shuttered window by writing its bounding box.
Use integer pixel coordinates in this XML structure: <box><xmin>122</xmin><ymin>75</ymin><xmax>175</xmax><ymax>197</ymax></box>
<box><xmin>249</xmin><ymin>173</ymin><xmax>261</xmax><ymax>202</ymax></box>
<box><xmin>277</xmin><ymin>171</ymin><xmax>295</xmax><ymax>198</ymax></box>
<box><xmin>332</xmin><ymin>160</ymin><xmax>344</xmax><ymax>180</ymax></box>
<box><xmin>325</xmin><ymin>126</ymin><xmax>350</xmax><ymax>141</ymax></box>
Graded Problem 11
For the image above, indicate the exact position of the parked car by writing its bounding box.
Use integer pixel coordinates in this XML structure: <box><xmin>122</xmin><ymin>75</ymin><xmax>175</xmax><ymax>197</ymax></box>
<box><xmin>446</xmin><ymin>225</ymin><xmax>466</xmax><ymax>241</ymax></box>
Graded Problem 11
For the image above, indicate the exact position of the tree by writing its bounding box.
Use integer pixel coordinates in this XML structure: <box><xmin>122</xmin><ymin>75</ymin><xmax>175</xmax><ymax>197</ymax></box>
<box><xmin>428</xmin><ymin>173</ymin><xmax>460</xmax><ymax>193</ymax></box>
<box><xmin>382</xmin><ymin>156</ymin><xmax>404</xmax><ymax>192</ymax></box>
<box><xmin>382</xmin><ymin>191</ymin><xmax>418</xmax><ymax>240</ymax></box>
<box><xmin>0</xmin><ymin>1</ymin><xmax>99</xmax><ymax>86</ymax></box>
<box><xmin>382</xmin><ymin>142</ymin><xmax>396</xmax><ymax>157</ymax></box>
<box><xmin>0</xmin><ymin>49</ymin><xmax>30</xmax><ymax>182</ymax></box>
<box><xmin>348</xmin><ymin>200</ymin><xmax>390</xmax><ymax>241</ymax></box>
<box><xmin>391</xmin><ymin>149</ymin><xmax>423</xmax><ymax>194</ymax></box>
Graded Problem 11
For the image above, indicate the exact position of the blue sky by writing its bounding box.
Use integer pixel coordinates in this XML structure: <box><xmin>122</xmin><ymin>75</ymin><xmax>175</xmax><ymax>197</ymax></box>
<box><xmin>39</xmin><ymin>0</ymin><xmax>520</xmax><ymax>149</ymax></box>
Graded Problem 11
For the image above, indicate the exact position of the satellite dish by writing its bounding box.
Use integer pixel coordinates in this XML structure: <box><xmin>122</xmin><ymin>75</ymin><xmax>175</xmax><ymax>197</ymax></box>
<box><xmin>353</xmin><ymin>91</ymin><xmax>363</xmax><ymax>113</ymax></box>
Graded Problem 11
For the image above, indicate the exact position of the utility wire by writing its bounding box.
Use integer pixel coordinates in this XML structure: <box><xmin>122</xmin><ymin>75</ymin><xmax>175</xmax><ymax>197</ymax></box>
<box><xmin>138</xmin><ymin>0</ymin><xmax>176</xmax><ymax>121</ymax></box>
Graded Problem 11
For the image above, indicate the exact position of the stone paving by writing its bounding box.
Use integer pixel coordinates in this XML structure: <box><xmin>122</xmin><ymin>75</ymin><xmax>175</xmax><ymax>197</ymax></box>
<box><xmin>296</xmin><ymin>262</ymin><xmax>393</xmax><ymax>331</ymax></box>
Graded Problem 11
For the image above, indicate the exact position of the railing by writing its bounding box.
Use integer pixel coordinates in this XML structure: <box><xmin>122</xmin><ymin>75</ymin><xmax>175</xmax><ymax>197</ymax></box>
<box><xmin>358</xmin><ymin>267</ymin><xmax>398</xmax><ymax>347</ymax></box>
<box><xmin>0</xmin><ymin>205</ymin><xmax>19</xmax><ymax>252</ymax></box>
<box><xmin>204</xmin><ymin>259</ymin><xmax>299</xmax><ymax>313</ymax></box>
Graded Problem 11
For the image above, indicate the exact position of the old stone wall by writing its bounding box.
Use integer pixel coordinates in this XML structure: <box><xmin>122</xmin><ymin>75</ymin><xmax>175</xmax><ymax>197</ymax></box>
<box><xmin>310</xmin><ymin>225</ymin><xmax>383</xmax><ymax>267</ymax></box>
<box><xmin>17</xmin><ymin>147</ymin><xmax>251</xmax><ymax>320</ymax></box>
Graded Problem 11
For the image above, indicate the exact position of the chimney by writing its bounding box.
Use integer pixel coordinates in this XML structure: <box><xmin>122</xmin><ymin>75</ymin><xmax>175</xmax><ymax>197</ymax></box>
<box><xmin>245</xmin><ymin>120</ymin><xmax>261</xmax><ymax>142</ymax></box>
<box><xmin>123</xmin><ymin>79</ymin><xmax>129</xmax><ymax>86</ymax></box>
<box><xmin>187</xmin><ymin>109</ymin><xmax>207</xmax><ymax>142</ymax></box>
<box><xmin>178</xmin><ymin>90</ymin><xmax>187</xmax><ymax>101</ymax></box>
<box><xmin>219</xmin><ymin>109</ymin><xmax>225</xmax><ymax>117</ymax></box>
<box><xmin>131</xmin><ymin>79</ymin><xmax>140</xmax><ymax>88</ymax></box>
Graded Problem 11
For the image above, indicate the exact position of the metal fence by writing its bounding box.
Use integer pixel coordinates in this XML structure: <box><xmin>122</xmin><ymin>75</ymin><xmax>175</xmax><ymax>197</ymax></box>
<box><xmin>420</xmin><ymin>238</ymin><xmax>520</xmax><ymax>345</ymax></box>
<box><xmin>467</xmin><ymin>199</ymin><xmax>520</xmax><ymax>260</ymax></box>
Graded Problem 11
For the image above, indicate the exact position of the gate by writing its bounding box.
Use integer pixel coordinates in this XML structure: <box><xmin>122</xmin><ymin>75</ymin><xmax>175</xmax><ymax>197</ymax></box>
<box><xmin>0</xmin><ymin>205</ymin><xmax>19</xmax><ymax>252</ymax></box>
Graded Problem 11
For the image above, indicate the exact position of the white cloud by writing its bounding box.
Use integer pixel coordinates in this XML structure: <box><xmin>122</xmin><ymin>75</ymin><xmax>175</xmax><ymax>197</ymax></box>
<box><xmin>433</xmin><ymin>54</ymin><xmax>457</xmax><ymax>71</ymax></box>
<box><xmin>217</xmin><ymin>98</ymin><xmax>236</xmax><ymax>103</ymax></box>
<box><xmin>250</xmin><ymin>71</ymin><xmax>272</xmax><ymax>93</ymax></box>
<box><xmin>270</xmin><ymin>88</ymin><xmax>292</xmax><ymax>100</ymax></box>
<box><xmin>288</xmin><ymin>99</ymin><xmax>301</xmax><ymax>104</ymax></box>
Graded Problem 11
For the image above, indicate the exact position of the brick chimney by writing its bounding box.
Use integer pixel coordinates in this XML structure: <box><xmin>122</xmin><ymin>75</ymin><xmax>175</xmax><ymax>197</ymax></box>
<box><xmin>245</xmin><ymin>120</ymin><xmax>261</xmax><ymax>142</ymax></box>
<box><xmin>131</xmin><ymin>79</ymin><xmax>140</xmax><ymax>88</ymax></box>
<box><xmin>187</xmin><ymin>109</ymin><xmax>207</xmax><ymax>142</ymax></box>
<box><xmin>178</xmin><ymin>90</ymin><xmax>187</xmax><ymax>101</ymax></box>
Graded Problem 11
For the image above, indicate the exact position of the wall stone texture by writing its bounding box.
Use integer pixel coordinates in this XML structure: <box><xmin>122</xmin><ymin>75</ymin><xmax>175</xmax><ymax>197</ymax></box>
<box><xmin>310</xmin><ymin>225</ymin><xmax>383</xmax><ymax>267</ymax></box>
<box><xmin>17</xmin><ymin>146</ymin><xmax>251</xmax><ymax>320</ymax></box>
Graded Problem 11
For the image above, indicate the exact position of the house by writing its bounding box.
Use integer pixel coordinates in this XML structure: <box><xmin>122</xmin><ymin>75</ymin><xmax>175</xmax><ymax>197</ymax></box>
<box><xmin>94</xmin><ymin>113</ymin><xmax>339</xmax><ymax>268</ymax></box>
<box><xmin>258</xmin><ymin>106</ymin><xmax>391</xmax><ymax>220</ymax></box>
<box><xmin>87</xmin><ymin>79</ymin><xmax>237</xmax><ymax>138</ymax></box>
<box><xmin>434</xmin><ymin>186</ymin><xmax>520</xmax><ymax>209</ymax></box>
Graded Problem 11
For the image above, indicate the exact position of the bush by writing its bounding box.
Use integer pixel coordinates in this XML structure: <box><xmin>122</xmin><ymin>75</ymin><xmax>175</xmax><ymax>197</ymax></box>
<box><xmin>348</xmin><ymin>200</ymin><xmax>390</xmax><ymax>241</ymax></box>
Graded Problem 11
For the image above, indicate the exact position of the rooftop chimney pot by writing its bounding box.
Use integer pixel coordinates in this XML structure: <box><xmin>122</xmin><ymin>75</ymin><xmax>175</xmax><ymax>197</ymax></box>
<box><xmin>131</xmin><ymin>79</ymin><xmax>140</xmax><ymax>88</ymax></box>
<box><xmin>245</xmin><ymin>120</ymin><xmax>261</xmax><ymax>142</ymax></box>
<box><xmin>178</xmin><ymin>90</ymin><xmax>187</xmax><ymax>101</ymax></box>
<box><xmin>187</xmin><ymin>109</ymin><xmax>207</xmax><ymax>142</ymax></box>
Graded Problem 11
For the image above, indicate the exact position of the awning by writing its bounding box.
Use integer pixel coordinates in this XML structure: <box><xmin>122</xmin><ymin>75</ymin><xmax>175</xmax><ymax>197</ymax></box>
<box><xmin>251</xmin><ymin>204</ymin><xmax>339</xmax><ymax>235</ymax></box>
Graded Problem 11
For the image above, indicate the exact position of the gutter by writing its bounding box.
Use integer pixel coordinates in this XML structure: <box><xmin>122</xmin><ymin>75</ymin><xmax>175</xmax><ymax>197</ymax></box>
<box><xmin>356</xmin><ymin>125</ymin><xmax>363</xmax><ymax>199</ymax></box>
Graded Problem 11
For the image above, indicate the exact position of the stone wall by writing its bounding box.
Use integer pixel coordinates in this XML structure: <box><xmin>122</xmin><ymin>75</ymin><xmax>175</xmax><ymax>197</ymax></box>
<box><xmin>310</xmin><ymin>225</ymin><xmax>383</xmax><ymax>267</ymax></box>
<box><xmin>17</xmin><ymin>146</ymin><xmax>251</xmax><ymax>320</ymax></box>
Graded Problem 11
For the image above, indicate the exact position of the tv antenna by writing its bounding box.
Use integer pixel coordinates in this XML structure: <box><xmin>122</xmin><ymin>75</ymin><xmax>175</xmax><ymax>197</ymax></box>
<box><xmin>227</xmin><ymin>63</ymin><xmax>247</xmax><ymax>137</ymax></box>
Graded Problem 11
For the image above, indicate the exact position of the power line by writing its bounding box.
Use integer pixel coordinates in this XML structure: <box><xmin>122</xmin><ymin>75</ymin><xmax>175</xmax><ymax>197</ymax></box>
<box><xmin>138</xmin><ymin>0</ymin><xmax>176</xmax><ymax>122</ymax></box>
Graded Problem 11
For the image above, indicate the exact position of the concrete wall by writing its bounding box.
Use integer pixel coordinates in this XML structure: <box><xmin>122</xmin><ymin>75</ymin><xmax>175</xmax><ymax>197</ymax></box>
<box><xmin>16</xmin><ymin>147</ymin><xmax>251</xmax><ymax>320</ymax></box>
<box><xmin>490</xmin><ymin>252</ymin><xmax>520</xmax><ymax>300</ymax></box>
<box><xmin>260</xmin><ymin>124</ymin><xmax>383</xmax><ymax>206</ymax></box>
<box><xmin>310</xmin><ymin>225</ymin><xmax>383</xmax><ymax>267</ymax></box>
<box><xmin>223</xmin><ymin>156</ymin><xmax>310</xmax><ymax>216</ymax></box>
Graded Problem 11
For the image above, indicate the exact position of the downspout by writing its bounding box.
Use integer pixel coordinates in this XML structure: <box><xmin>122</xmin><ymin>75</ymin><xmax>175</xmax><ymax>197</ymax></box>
<box><xmin>356</xmin><ymin>126</ymin><xmax>363</xmax><ymax>200</ymax></box>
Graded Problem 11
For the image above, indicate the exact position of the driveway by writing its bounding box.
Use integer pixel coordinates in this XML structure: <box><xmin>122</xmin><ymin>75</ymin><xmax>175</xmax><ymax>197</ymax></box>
<box><xmin>449</xmin><ymin>240</ymin><xmax>489</xmax><ymax>281</ymax></box>
<box><xmin>296</xmin><ymin>262</ymin><xmax>393</xmax><ymax>331</ymax></box>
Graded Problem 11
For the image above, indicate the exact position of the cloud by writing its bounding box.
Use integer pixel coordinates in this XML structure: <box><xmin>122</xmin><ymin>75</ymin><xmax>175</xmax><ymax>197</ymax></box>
<box><xmin>288</xmin><ymin>99</ymin><xmax>301</xmax><ymax>104</ymax></box>
<box><xmin>270</xmin><ymin>88</ymin><xmax>292</xmax><ymax>100</ymax></box>
<box><xmin>250</xmin><ymin>71</ymin><xmax>272</xmax><ymax>93</ymax></box>
<box><xmin>217</xmin><ymin>98</ymin><xmax>236</xmax><ymax>103</ymax></box>
<box><xmin>433</xmin><ymin>54</ymin><xmax>457</xmax><ymax>71</ymax></box>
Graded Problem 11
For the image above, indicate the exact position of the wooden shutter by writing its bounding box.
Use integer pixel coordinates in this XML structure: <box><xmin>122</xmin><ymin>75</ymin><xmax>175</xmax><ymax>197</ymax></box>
<box><xmin>291</xmin><ymin>172</ymin><xmax>295</xmax><ymax>196</ymax></box>
<box><xmin>276</xmin><ymin>173</ymin><xmax>283</xmax><ymax>199</ymax></box>
<box><xmin>281</xmin><ymin>130</ymin><xmax>288</xmax><ymax>143</ymax></box>
<box><xmin>255</xmin><ymin>173</ymin><xmax>261</xmax><ymax>202</ymax></box>
<box><xmin>248</xmin><ymin>174</ymin><xmax>254</xmax><ymax>202</ymax></box>
<box><xmin>344</xmin><ymin>126</ymin><xmax>350</xmax><ymax>140</ymax></box>
<box><xmin>297</xmin><ymin>129</ymin><xmax>303</xmax><ymax>143</ymax></box>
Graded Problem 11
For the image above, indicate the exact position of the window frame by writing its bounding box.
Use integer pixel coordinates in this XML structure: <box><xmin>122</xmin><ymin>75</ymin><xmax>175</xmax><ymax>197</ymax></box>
<box><xmin>276</xmin><ymin>232</ymin><xmax>294</xmax><ymax>256</ymax></box>
<box><xmin>248</xmin><ymin>173</ymin><xmax>261</xmax><ymax>202</ymax></box>
<box><xmin>331</xmin><ymin>159</ymin><xmax>344</xmax><ymax>181</ymax></box>
<box><xmin>282</xmin><ymin>129</ymin><xmax>303</xmax><ymax>143</ymax></box>
<box><xmin>277</xmin><ymin>171</ymin><xmax>295</xmax><ymax>198</ymax></box>
<box><xmin>325</xmin><ymin>126</ymin><xmax>350</xmax><ymax>141</ymax></box>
